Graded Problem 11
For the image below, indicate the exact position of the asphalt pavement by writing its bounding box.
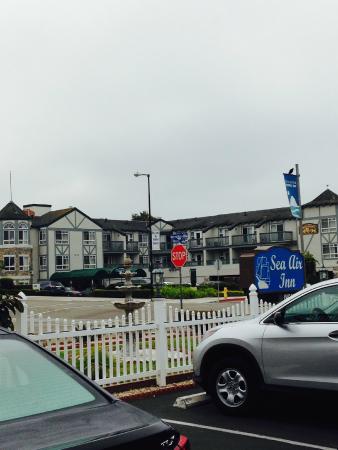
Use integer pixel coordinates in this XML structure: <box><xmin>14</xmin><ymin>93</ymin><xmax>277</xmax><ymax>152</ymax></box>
<box><xmin>25</xmin><ymin>296</ymin><xmax>234</xmax><ymax>321</ymax></box>
<box><xmin>129</xmin><ymin>387</ymin><xmax>338</xmax><ymax>450</ymax></box>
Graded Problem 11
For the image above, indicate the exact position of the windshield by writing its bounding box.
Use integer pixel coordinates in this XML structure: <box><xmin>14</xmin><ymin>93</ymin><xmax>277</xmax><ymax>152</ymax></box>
<box><xmin>0</xmin><ymin>336</ymin><xmax>107</xmax><ymax>423</ymax></box>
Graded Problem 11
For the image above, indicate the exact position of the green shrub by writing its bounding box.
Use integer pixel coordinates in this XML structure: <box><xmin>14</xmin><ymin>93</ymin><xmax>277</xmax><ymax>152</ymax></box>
<box><xmin>160</xmin><ymin>286</ymin><xmax>218</xmax><ymax>299</ymax></box>
<box><xmin>0</xmin><ymin>278</ymin><xmax>15</xmax><ymax>290</ymax></box>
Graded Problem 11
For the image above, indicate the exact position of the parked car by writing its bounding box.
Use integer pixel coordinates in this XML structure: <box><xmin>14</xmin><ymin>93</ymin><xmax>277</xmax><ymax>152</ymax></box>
<box><xmin>64</xmin><ymin>287</ymin><xmax>84</xmax><ymax>297</ymax></box>
<box><xmin>39</xmin><ymin>280</ymin><xmax>66</xmax><ymax>294</ymax></box>
<box><xmin>0</xmin><ymin>328</ymin><xmax>190</xmax><ymax>449</ymax></box>
<box><xmin>193</xmin><ymin>279</ymin><xmax>338</xmax><ymax>415</ymax></box>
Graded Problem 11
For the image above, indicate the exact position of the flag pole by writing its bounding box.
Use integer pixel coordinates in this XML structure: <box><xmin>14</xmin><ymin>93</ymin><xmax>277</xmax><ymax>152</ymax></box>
<box><xmin>295</xmin><ymin>164</ymin><xmax>306</xmax><ymax>287</ymax></box>
<box><xmin>295</xmin><ymin>164</ymin><xmax>305</xmax><ymax>255</ymax></box>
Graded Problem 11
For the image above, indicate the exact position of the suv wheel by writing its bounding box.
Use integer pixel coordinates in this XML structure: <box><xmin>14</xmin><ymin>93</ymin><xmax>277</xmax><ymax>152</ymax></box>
<box><xmin>208</xmin><ymin>357</ymin><xmax>258</xmax><ymax>415</ymax></box>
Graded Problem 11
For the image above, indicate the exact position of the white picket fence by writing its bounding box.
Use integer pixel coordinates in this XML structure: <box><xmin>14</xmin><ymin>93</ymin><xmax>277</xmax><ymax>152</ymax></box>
<box><xmin>16</xmin><ymin>285</ymin><xmax>274</xmax><ymax>387</ymax></box>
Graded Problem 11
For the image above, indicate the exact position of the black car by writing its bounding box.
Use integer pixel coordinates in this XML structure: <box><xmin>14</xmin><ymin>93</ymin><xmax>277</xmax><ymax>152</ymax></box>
<box><xmin>0</xmin><ymin>328</ymin><xmax>190</xmax><ymax>450</ymax></box>
<box><xmin>39</xmin><ymin>280</ymin><xmax>67</xmax><ymax>295</ymax></box>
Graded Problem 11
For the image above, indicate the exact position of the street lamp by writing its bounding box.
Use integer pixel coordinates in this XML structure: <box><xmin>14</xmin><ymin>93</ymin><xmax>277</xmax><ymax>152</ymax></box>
<box><xmin>134</xmin><ymin>172</ymin><xmax>153</xmax><ymax>294</ymax></box>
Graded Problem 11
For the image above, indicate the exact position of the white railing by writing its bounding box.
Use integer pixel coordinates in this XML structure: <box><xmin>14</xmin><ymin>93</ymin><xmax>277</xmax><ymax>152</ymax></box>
<box><xmin>16</xmin><ymin>285</ymin><xmax>273</xmax><ymax>387</ymax></box>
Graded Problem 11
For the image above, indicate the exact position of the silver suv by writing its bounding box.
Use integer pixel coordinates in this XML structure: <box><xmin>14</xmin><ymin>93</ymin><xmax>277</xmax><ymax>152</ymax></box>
<box><xmin>193</xmin><ymin>279</ymin><xmax>338</xmax><ymax>414</ymax></box>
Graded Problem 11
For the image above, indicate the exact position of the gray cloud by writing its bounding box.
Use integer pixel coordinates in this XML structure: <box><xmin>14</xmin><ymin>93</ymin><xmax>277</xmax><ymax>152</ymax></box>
<box><xmin>1</xmin><ymin>0</ymin><xmax>337</xmax><ymax>220</ymax></box>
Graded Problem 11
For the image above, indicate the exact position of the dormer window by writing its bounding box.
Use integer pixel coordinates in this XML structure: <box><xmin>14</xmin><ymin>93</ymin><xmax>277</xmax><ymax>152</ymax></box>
<box><xmin>18</xmin><ymin>223</ymin><xmax>29</xmax><ymax>245</ymax></box>
<box><xmin>3</xmin><ymin>223</ymin><xmax>15</xmax><ymax>245</ymax></box>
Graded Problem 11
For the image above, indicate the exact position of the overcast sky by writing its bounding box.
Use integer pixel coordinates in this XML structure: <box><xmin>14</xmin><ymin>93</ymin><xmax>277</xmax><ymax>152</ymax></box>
<box><xmin>1</xmin><ymin>0</ymin><xmax>337</xmax><ymax>221</ymax></box>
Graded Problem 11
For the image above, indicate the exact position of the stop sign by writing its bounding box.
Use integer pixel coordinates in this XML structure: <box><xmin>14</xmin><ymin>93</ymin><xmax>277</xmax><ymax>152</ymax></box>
<box><xmin>171</xmin><ymin>244</ymin><xmax>188</xmax><ymax>268</ymax></box>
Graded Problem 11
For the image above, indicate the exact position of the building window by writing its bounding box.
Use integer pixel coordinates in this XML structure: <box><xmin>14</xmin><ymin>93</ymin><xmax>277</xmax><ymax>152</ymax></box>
<box><xmin>219</xmin><ymin>228</ymin><xmax>227</xmax><ymax>237</ymax></box>
<box><xmin>55</xmin><ymin>230</ymin><xmax>69</xmax><ymax>244</ymax></box>
<box><xmin>83</xmin><ymin>231</ymin><xmax>96</xmax><ymax>244</ymax></box>
<box><xmin>18</xmin><ymin>223</ymin><xmax>29</xmax><ymax>245</ymax></box>
<box><xmin>103</xmin><ymin>232</ymin><xmax>111</xmax><ymax>242</ymax></box>
<box><xmin>39</xmin><ymin>228</ymin><xmax>47</xmax><ymax>245</ymax></box>
<box><xmin>39</xmin><ymin>255</ymin><xmax>47</xmax><ymax>271</ymax></box>
<box><xmin>3</xmin><ymin>223</ymin><xmax>15</xmax><ymax>245</ymax></box>
<box><xmin>19</xmin><ymin>255</ymin><xmax>29</xmax><ymax>271</ymax></box>
<box><xmin>140</xmin><ymin>256</ymin><xmax>149</xmax><ymax>265</ymax></box>
<box><xmin>126</xmin><ymin>233</ymin><xmax>134</xmax><ymax>242</ymax></box>
<box><xmin>321</xmin><ymin>218</ymin><xmax>337</xmax><ymax>233</ymax></box>
<box><xmin>322</xmin><ymin>244</ymin><xmax>338</xmax><ymax>259</ymax></box>
<box><xmin>3</xmin><ymin>255</ymin><xmax>15</xmax><ymax>271</ymax></box>
<box><xmin>83</xmin><ymin>255</ymin><xmax>96</xmax><ymax>269</ymax></box>
<box><xmin>56</xmin><ymin>255</ymin><xmax>69</xmax><ymax>271</ymax></box>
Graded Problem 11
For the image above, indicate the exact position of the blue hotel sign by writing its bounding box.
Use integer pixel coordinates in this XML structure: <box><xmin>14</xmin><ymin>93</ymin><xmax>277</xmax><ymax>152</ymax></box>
<box><xmin>254</xmin><ymin>247</ymin><xmax>305</xmax><ymax>293</ymax></box>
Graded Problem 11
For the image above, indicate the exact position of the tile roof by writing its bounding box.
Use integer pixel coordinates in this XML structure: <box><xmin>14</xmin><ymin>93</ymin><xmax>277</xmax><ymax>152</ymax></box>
<box><xmin>169</xmin><ymin>207</ymin><xmax>293</xmax><ymax>231</ymax></box>
<box><xmin>0</xmin><ymin>201</ymin><xmax>31</xmax><ymax>221</ymax></box>
<box><xmin>32</xmin><ymin>208</ymin><xmax>73</xmax><ymax>227</ymax></box>
<box><xmin>304</xmin><ymin>189</ymin><xmax>338</xmax><ymax>208</ymax></box>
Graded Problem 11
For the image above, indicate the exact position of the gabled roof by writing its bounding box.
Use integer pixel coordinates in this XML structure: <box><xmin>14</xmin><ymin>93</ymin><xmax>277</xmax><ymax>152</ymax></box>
<box><xmin>32</xmin><ymin>207</ymin><xmax>103</xmax><ymax>229</ymax></box>
<box><xmin>304</xmin><ymin>189</ymin><xmax>338</xmax><ymax>208</ymax></box>
<box><xmin>0</xmin><ymin>201</ymin><xmax>31</xmax><ymax>221</ymax></box>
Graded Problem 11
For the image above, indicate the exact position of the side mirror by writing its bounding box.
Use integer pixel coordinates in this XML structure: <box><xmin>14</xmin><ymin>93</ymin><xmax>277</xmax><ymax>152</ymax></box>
<box><xmin>273</xmin><ymin>311</ymin><xmax>284</xmax><ymax>326</ymax></box>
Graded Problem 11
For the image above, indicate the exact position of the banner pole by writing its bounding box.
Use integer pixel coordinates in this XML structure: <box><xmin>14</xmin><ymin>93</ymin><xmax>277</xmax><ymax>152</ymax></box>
<box><xmin>296</xmin><ymin>164</ymin><xmax>306</xmax><ymax>287</ymax></box>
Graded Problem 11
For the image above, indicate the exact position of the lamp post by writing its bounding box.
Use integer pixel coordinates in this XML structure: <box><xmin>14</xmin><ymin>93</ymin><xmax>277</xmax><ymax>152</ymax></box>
<box><xmin>153</xmin><ymin>268</ymin><xmax>164</xmax><ymax>298</ymax></box>
<box><xmin>134</xmin><ymin>172</ymin><xmax>153</xmax><ymax>294</ymax></box>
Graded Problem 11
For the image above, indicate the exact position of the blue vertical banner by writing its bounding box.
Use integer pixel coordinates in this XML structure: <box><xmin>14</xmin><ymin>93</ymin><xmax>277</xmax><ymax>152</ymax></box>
<box><xmin>283</xmin><ymin>173</ymin><xmax>302</xmax><ymax>219</ymax></box>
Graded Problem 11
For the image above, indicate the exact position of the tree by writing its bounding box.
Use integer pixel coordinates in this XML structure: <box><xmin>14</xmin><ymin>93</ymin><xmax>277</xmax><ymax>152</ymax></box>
<box><xmin>131</xmin><ymin>211</ymin><xmax>156</xmax><ymax>221</ymax></box>
<box><xmin>0</xmin><ymin>260</ymin><xmax>24</xmax><ymax>330</ymax></box>
<box><xmin>0</xmin><ymin>292</ymin><xmax>24</xmax><ymax>330</ymax></box>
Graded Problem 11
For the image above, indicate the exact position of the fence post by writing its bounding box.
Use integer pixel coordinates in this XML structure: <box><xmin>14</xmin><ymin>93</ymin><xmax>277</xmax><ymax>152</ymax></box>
<box><xmin>17</xmin><ymin>291</ymin><xmax>28</xmax><ymax>336</ymax></box>
<box><xmin>153</xmin><ymin>298</ymin><xmax>167</xmax><ymax>387</ymax></box>
<box><xmin>249</xmin><ymin>284</ymin><xmax>259</xmax><ymax>317</ymax></box>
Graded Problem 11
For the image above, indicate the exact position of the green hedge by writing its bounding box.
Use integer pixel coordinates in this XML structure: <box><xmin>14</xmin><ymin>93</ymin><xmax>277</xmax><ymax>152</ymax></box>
<box><xmin>160</xmin><ymin>286</ymin><xmax>218</xmax><ymax>299</ymax></box>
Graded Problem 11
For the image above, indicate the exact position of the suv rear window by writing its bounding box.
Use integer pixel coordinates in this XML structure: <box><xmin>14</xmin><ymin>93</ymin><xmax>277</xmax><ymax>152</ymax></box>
<box><xmin>0</xmin><ymin>336</ymin><xmax>107</xmax><ymax>422</ymax></box>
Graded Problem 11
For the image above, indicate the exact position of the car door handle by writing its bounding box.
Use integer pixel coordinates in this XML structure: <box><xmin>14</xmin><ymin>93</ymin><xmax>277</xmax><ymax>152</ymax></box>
<box><xmin>328</xmin><ymin>331</ymin><xmax>338</xmax><ymax>339</ymax></box>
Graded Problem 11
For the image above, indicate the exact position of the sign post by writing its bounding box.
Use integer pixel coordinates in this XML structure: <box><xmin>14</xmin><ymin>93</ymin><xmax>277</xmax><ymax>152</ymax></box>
<box><xmin>171</xmin><ymin>244</ymin><xmax>188</xmax><ymax>309</ymax></box>
<box><xmin>215</xmin><ymin>258</ymin><xmax>221</xmax><ymax>301</ymax></box>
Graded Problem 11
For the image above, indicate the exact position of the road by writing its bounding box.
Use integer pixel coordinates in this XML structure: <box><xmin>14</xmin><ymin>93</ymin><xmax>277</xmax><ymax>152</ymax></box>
<box><xmin>130</xmin><ymin>387</ymin><xmax>338</xmax><ymax>450</ymax></box>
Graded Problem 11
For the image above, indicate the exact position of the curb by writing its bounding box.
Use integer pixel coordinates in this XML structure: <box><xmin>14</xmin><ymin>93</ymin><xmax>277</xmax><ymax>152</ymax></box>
<box><xmin>112</xmin><ymin>380</ymin><xmax>196</xmax><ymax>401</ymax></box>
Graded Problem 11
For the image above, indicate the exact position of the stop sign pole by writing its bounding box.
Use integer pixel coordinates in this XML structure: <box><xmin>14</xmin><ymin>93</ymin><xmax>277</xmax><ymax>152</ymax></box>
<box><xmin>171</xmin><ymin>244</ymin><xmax>188</xmax><ymax>309</ymax></box>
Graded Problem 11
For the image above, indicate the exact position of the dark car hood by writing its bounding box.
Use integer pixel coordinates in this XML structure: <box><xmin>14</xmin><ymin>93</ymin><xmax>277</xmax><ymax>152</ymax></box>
<box><xmin>0</xmin><ymin>399</ymin><xmax>171</xmax><ymax>450</ymax></box>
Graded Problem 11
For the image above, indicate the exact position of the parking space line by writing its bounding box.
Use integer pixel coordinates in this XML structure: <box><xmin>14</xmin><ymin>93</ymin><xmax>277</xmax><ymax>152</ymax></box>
<box><xmin>163</xmin><ymin>419</ymin><xmax>336</xmax><ymax>450</ymax></box>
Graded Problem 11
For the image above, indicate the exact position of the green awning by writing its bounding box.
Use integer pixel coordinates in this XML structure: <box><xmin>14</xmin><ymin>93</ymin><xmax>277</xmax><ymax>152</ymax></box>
<box><xmin>51</xmin><ymin>268</ymin><xmax>110</xmax><ymax>281</ymax></box>
<box><xmin>51</xmin><ymin>266</ymin><xmax>147</xmax><ymax>282</ymax></box>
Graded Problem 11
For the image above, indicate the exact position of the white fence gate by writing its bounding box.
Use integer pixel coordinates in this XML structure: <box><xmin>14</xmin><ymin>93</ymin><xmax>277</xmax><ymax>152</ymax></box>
<box><xmin>16</xmin><ymin>285</ymin><xmax>273</xmax><ymax>387</ymax></box>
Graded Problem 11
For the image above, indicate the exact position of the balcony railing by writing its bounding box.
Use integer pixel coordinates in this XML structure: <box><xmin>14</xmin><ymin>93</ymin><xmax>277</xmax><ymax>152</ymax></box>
<box><xmin>126</xmin><ymin>242</ymin><xmax>139</xmax><ymax>253</ymax></box>
<box><xmin>186</xmin><ymin>260</ymin><xmax>204</xmax><ymax>266</ymax></box>
<box><xmin>103</xmin><ymin>241</ymin><xmax>124</xmax><ymax>252</ymax></box>
<box><xmin>259</xmin><ymin>231</ymin><xmax>293</xmax><ymax>244</ymax></box>
<box><xmin>206</xmin><ymin>259</ymin><xmax>230</xmax><ymax>266</ymax></box>
<box><xmin>205</xmin><ymin>237</ymin><xmax>229</xmax><ymax>248</ymax></box>
<box><xmin>189</xmin><ymin>239</ymin><xmax>204</xmax><ymax>249</ymax></box>
<box><xmin>231</xmin><ymin>234</ymin><xmax>257</xmax><ymax>246</ymax></box>
<box><xmin>153</xmin><ymin>242</ymin><xmax>172</xmax><ymax>252</ymax></box>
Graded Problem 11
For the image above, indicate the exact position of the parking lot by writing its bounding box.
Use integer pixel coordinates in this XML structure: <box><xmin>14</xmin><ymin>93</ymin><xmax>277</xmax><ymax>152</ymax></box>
<box><xmin>24</xmin><ymin>295</ymin><xmax>231</xmax><ymax>321</ymax></box>
<box><xmin>130</xmin><ymin>387</ymin><xmax>338</xmax><ymax>450</ymax></box>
